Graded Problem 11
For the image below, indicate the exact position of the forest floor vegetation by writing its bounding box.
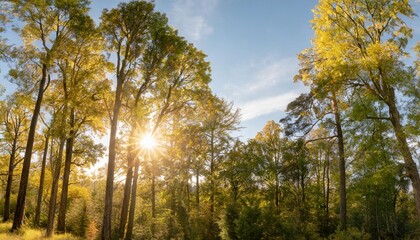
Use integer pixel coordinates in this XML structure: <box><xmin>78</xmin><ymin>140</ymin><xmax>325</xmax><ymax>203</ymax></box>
<box><xmin>0</xmin><ymin>222</ymin><xmax>80</xmax><ymax>240</ymax></box>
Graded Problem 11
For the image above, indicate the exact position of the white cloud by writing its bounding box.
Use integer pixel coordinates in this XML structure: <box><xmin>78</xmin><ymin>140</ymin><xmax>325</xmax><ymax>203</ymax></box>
<box><xmin>171</xmin><ymin>0</ymin><xmax>218</xmax><ymax>41</ymax></box>
<box><xmin>245</xmin><ymin>57</ymin><xmax>299</xmax><ymax>93</ymax></box>
<box><xmin>239</xmin><ymin>92</ymin><xmax>299</xmax><ymax>121</ymax></box>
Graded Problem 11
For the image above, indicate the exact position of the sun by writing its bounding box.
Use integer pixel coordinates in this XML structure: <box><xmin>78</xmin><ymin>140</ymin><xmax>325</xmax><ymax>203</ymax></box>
<box><xmin>140</xmin><ymin>133</ymin><xmax>157</xmax><ymax>150</ymax></box>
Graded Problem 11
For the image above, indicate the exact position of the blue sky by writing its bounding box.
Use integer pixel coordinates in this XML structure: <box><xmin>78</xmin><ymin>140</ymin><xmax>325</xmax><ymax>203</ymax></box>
<box><xmin>90</xmin><ymin>0</ymin><xmax>317</xmax><ymax>139</ymax></box>
<box><xmin>91</xmin><ymin>0</ymin><xmax>420</xmax><ymax>140</ymax></box>
<box><xmin>149</xmin><ymin>0</ymin><xmax>420</xmax><ymax>139</ymax></box>
<box><xmin>2</xmin><ymin>0</ymin><xmax>420</xmax><ymax>140</ymax></box>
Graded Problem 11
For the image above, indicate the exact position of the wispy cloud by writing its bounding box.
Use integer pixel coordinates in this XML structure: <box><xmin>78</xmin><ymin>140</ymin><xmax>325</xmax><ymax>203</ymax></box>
<box><xmin>245</xmin><ymin>57</ymin><xmax>299</xmax><ymax>93</ymax></box>
<box><xmin>239</xmin><ymin>92</ymin><xmax>299</xmax><ymax>121</ymax></box>
<box><xmin>171</xmin><ymin>0</ymin><xmax>218</xmax><ymax>41</ymax></box>
<box><xmin>219</xmin><ymin>56</ymin><xmax>304</xmax><ymax>121</ymax></box>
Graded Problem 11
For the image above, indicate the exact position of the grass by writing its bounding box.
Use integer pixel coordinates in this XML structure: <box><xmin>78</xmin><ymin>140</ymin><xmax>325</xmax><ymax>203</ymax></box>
<box><xmin>0</xmin><ymin>222</ymin><xmax>80</xmax><ymax>240</ymax></box>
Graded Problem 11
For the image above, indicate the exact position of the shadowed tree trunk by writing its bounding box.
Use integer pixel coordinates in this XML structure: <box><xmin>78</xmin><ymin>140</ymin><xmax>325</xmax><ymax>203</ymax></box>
<box><xmin>125</xmin><ymin>159</ymin><xmax>140</xmax><ymax>240</ymax></box>
<box><xmin>151</xmin><ymin>172</ymin><xmax>156</xmax><ymax>238</ymax></box>
<box><xmin>101</xmin><ymin>70</ymin><xmax>124</xmax><ymax>239</ymax></box>
<box><xmin>386</xmin><ymin>88</ymin><xmax>420</xmax><ymax>220</ymax></box>
<box><xmin>3</xmin><ymin>134</ymin><xmax>18</xmax><ymax>222</ymax></box>
<box><xmin>210</xmin><ymin>130</ymin><xmax>215</xmax><ymax>219</ymax></box>
<box><xmin>196</xmin><ymin>168</ymin><xmax>200</xmax><ymax>209</ymax></box>
<box><xmin>12</xmin><ymin>63</ymin><xmax>48</xmax><ymax>231</ymax></box>
<box><xmin>332</xmin><ymin>94</ymin><xmax>346</xmax><ymax>231</ymax></box>
<box><xmin>57</xmin><ymin>109</ymin><xmax>75</xmax><ymax>233</ymax></box>
<box><xmin>119</xmin><ymin>160</ymin><xmax>133</xmax><ymax>237</ymax></box>
<box><xmin>46</xmin><ymin>138</ymin><xmax>65</xmax><ymax>237</ymax></box>
<box><xmin>119</xmin><ymin>129</ymin><xmax>137</xmax><ymax>238</ymax></box>
<box><xmin>34</xmin><ymin>134</ymin><xmax>50</xmax><ymax>226</ymax></box>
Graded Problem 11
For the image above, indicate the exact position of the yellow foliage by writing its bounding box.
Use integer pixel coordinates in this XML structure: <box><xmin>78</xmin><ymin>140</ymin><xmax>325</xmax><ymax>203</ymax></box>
<box><xmin>0</xmin><ymin>222</ymin><xmax>80</xmax><ymax>239</ymax></box>
<box><xmin>68</xmin><ymin>185</ymin><xmax>91</xmax><ymax>202</ymax></box>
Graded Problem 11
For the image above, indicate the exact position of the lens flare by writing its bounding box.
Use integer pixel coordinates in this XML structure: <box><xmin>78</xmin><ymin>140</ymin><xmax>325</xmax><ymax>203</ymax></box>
<box><xmin>140</xmin><ymin>133</ymin><xmax>157</xmax><ymax>150</ymax></box>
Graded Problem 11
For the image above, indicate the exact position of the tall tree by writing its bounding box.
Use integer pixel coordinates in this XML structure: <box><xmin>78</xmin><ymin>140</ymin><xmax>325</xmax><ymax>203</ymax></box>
<box><xmin>253</xmin><ymin>120</ymin><xmax>284</xmax><ymax>211</ymax></box>
<box><xmin>201</xmin><ymin>97</ymin><xmax>240</xmax><ymax>238</ymax></box>
<box><xmin>1</xmin><ymin>93</ymin><xmax>30</xmax><ymax>222</ymax></box>
<box><xmin>281</xmin><ymin>88</ymin><xmax>348</xmax><ymax>230</ymax></box>
<box><xmin>118</xmin><ymin>18</ymin><xmax>171</xmax><ymax>238</ymax></box>
<box><xmin>34</xmin><ymin>133</ymin><xmax>50</xmax><ymax>226</ymax></box>
<box><xmin>311</xmin><ymin>0</ymin><xmax>420</xmax><ymax>220</ymax></box>
<box><xmin>55</xmin><ymin>16</ymin><xmax>110</xmax><ymax>233</ymax></box>
<box><xmin>8</xmin><ymin>0</ymin><xmax>91</xmax><ymax>231</ymax></box>
<box><xmin>123</xmin><ymin>29</ymin><xmax>212</xmax><ymax>239</ymax></box>
<box><xmin>99</xmin><ymin>2</ymin><xmax>159</xmax><ymax>238</ymax></box>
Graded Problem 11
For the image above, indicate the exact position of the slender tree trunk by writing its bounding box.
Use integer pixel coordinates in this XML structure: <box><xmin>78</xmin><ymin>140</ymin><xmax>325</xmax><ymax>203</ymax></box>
<box><xmin>125</xmin><ymin>159</ymin><xmax>140</xmax><ymax>240</ymax></box>
<box><xmin>392</xmin><ymin>192</ymin><xmax>398</xmax><ymax>239</ymax></box>
<box><xmin>119</xmin><ymin>165</ymin><xmax>133</xmax><ymax>237</ymax></box>
<box><xmin>186</xmin><ymin>157</ymin><xmax>191</xmax><ymax>212</ymax></box>
<box><xmin>332</xmin><ymin>95</ymin><xmax>346</xmax><ymax>231</ymax></box>
<box><xmin>326</xmin><ymin>153</ymin><xmax>330</xmax><ymax>227</ymax></box>
<box><xmin>56</xmin><ymin>136</ymin><xmax>72</xmax><ymax>232</ymax></box>
<box><xmin>119</xmin><ymin>129</ymin><xmax>137</xmax><ymax>238</ymax></box>
<box><xmin>101</xmin><ymin>76</ymin><xmax>124</xmax><ymax>240</ymax></box>
<box><xmin>57</xmin><ymin>109</ymin><xmax>75</xmax><ymax>233</ymax></box>
<box><xmin>34</xmin><ymin>135</ymin><xmax>50</xmax><ymax>226</ymax></box>
<box><xmin>210</xmin><ymin>131</ymin><xmax>215</xmax><ymax>218</ymax></box>
<box><xmin>375</xmin><ymin>192</ymin><xmax>380</xmax><ymax>237</ymax></box>
<box><xmin>46</xmin><ymin>138</ymin><xmax>65</xmax><ymax>237</ymax></box>
<box><xmin>151</xmin><ymin>172</ymin><xmax>156</xmax><ymax>238</ymax></box>
<box><xmin>301</xmin><ymin>172</ymin><xmax>305</xmax><ymax>204</ymax></box>
<box><xmin>196</xmin><ymin>168</ymin><xmax>200</xmax><ymax>209</ymax></box>
<box><xmin>386</xmin><ymin>89</ymin><xmax>420</xmax><ymax>221</ymax></box>
<box><xmin>152</xmin><ymin>173</ymin><xmax>156</xmax><ymax>218</ymax></box>
<box><xmin>3</xmin><ymin>137</ymin><xmax>17</xmax><ymax>222</ymax></box>
<box><xmin>12</xmin><ymin>63</ymin><xmax>48</xmax><ymax>231</ymax></box>
<box><xmin>275</xmin><ymin>178</ymin><xmax>279</xmax><ymax>210</ymax></box>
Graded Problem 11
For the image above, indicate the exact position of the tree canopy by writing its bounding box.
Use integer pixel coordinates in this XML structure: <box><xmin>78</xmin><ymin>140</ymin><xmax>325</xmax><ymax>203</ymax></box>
<box><xmin>0</xmin><ymin>0</ymin><xmax>420</xmax><ymax>239</ymax></box>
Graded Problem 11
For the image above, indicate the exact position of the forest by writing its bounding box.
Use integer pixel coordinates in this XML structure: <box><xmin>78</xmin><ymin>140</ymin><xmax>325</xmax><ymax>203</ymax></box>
<box><xmin>0</xmin><ymin>0</ymin><xmax>420</xmax><ymax>239</ymax></box>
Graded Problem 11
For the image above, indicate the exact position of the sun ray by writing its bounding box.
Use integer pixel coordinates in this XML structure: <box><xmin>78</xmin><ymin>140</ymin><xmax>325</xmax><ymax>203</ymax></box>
<box><xmin>139</xmin><ymin>133</ymin><xmax>157</xmax><ymax>150</ymax></box>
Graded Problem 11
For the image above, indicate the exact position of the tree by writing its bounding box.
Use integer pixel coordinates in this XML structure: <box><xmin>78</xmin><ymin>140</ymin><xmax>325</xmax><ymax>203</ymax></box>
<box><xmin>99</xmin><ymin>2</ymin><xmax>159</xmax><ymax>238</ymax></box>
<box><xmin>34</xmin><ymin>132</ymin><xmax>50</xmax><ymax>226</ymax></box>
<box><xmin>123</xmin><ymin>28</ymin><xmax>212</xmax><ymax>239</ymax></box>
<box><xmin>201</xmin><ymin>96</ymin><xmax>240</xmax><ymax>238</ymax></box>
<box><xmin>7</xmin><ymin>0</ymin><xmax>91</xmax><ymax>231</ymax></box>
<box><xmin>311</xmin><ymin>0</ymin><xmax>420</xmax><ymax>221</ymax></box>
<box><xmin>1</xmin><ymin>93</ymin><xmax>30</xmax><ymax>222</ymax></box>
<box><xmin>118</xmin><ymin>17</ymin><xmax>171</xmax><ymax>238</ymax></box>
<box><xmin>253</xmin><ymin>120</ymin><xmax>284</xmax><ymax>211</ymax></box>
<box><xmin>55</xmin><ymin>16</ymin><xmax>110</xmax><ymax>233</ymax></box>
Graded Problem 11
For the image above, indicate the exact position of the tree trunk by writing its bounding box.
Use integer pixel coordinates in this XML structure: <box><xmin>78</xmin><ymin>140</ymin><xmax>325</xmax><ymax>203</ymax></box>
<box><xmin>196</xmin><ymin>168</ymin><xmax>200</xmax><ymax>209</ymax></box>
<box><xmin>46</xmin><ymin>138</ymin><xmax>65</xmax><ymax>237</ymax></box>
<box><xmin>119</xmin><ymin>129</ymin><xmax>137</xmax><ymax>238</ymax></box>
<box><xmin>12</xmin><ymin>63</ymin><xmax>48</xmax><ymax>231</ymax></box>
<box><xmin>3</xmin><ymin>136</ymin><xmax>17</xmax><ymax>222</ymax></box>
<box><xmin>210</xmin><ymin>130</ymin><xmax>215</xmax><ymax>218</ymax></box>
<box><xmin>332</xmin><ymin>95</ymin><xmax>346</xmax><ymax>231</ymax></box>
<box><xmin>125</xmin><ymin>159</ymin><xmax>140</xmax><ymax>240</ymax></box>
<box><xmin>119</xmin><ymin>164</ymin><xmax>133</xmax><ymax>237</ymax></box>
<box><xmin>326</xmin><ymin>152</ymin><xmax>330</xmax><ymax>227</ymax></box>
<box><xmin>387</xmin><ymin>88</ymin><xmax>420</xmax><ymax>221</ymax></box>
<box><xmin>151</xmin><ymin>172</ymin><xmax>156</xmax><ymax>238</ymax></box>
<box><xmin>275</xmin><ymin>178</ymin><xmax>279</xmax><ymax>210</ymax></box>
<box><xmin>34</xmin><ymin>135</ymin><xmax>50</xmax><ymax>226</ymax></box>
<box><xmin>301</xmin><ymin>171</ymin><xmax>305</xmax><ymax>205</ymax></box>
<box><xmin>57</xmin><ymin>115</ymin><xmax>75</xmax><ymax>233</ymax></box>
<box><xmin>101</xmin><ymin>76</ymin><xmax>124</xmax><ymax>240</ymax></box>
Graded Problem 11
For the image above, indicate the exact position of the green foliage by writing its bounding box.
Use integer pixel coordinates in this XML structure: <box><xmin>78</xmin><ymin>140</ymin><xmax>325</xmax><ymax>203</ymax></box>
<box><xmin>1</xmin><ymin>0</ymin><xmax>420</xmax><ymax>239</ymax></box>
<box><xmin>331</xmin><ymin>228</ymin><xmax>371</xmax><ymax>240</ymax></box>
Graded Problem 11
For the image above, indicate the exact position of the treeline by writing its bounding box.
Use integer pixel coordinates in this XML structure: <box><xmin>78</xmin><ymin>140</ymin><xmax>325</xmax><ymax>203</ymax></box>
<box><xmin>0</xmin><ymin>0</ymin><xmax>420</xmax><ymax>239</ymax></box>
